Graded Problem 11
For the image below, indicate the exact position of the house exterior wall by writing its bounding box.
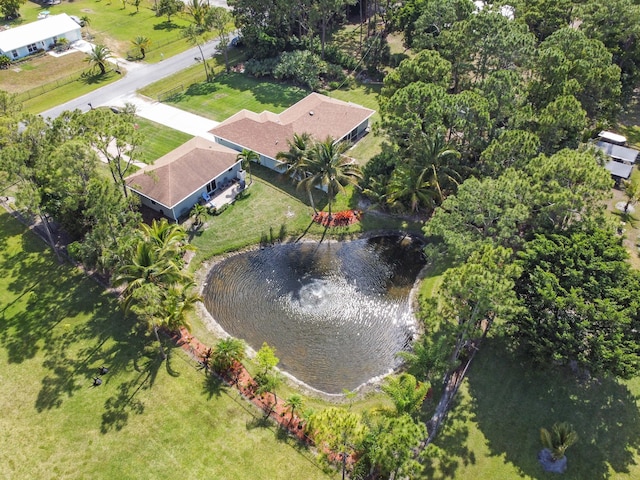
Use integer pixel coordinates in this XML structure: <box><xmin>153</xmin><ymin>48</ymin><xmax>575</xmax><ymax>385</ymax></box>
<box><xmin>133</xmin><ymin>160</ymin><xmax>244</xmax><ymax>222</ymax></box>
<box><xmin>214</xmin><ymin>137</ymin><xmax>287</xmax><ymax>173</ymax></box>
<box><xmin>0</xmin><ymin>27</ymin><xmax>81</xmax><ymax>60</ymax></box>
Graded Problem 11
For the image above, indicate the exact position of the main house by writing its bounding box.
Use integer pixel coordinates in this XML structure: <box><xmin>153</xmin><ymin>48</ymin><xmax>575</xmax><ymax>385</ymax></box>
<box><xmin>209</xmin><ymin>93</ymin><xmax>375</xmax><ymax>172</ymax></box>
<box><xmin>125</xmin><ymin>137</ymin><xmax>244</xmax><ymax>221</ymax></box>
<box><xmin>0</xmin><ymin>14</ymin><xmax>82</xmax><ymax>61</ymax></box>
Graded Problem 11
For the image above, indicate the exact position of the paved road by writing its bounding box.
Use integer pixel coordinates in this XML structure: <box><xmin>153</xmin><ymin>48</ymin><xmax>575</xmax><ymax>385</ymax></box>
<box><xmin>40</xmin><ymin>39</ymin><xmax>225</xmax><ymax>119</ymax></box>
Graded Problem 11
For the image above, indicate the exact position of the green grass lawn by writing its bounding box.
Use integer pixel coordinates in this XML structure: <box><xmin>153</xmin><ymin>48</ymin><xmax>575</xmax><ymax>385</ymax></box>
<box><xmin>426</xmin><ymin>336</ymin><xmax>640</xmax><ymax>480</ymax></box>
<box><xmin>154</xmin><ymin>72</ymin><xmax>310</xmax><ymax>121</ymax></box>
<box><xmin>0</xmin><ymin>211</ymin><xmax>336</xmax><ymax>480</ymax></box>
<box><xmin>188</xmin><ymin>164</ymin><xmax>423</xmax><ymax>269</ymax></box>
<box><xmin>17</xmin><ymin>0</ymin><xmax>192</xmax><ymax>59</ymax></box>
<box><xmin>135</xmin><ymin>117</ymin><xmax>193</xmax><ymax>164</ymax></box>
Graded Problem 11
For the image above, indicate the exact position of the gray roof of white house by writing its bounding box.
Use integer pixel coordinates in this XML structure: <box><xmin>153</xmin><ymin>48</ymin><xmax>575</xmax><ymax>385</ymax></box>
<box><xmin>605</xmin><ymin>160</ymin><xmax>633</xmax><ymax>179</ymax></box>
<box><xmin>0</xmin><ymin>14</ymin><xmax>80</xmax><ymax>53</ymax></box>
<box><xmin>596</xmin><ymin>141</ymin><xmax>639</xmax><ymax>164</ymax></box>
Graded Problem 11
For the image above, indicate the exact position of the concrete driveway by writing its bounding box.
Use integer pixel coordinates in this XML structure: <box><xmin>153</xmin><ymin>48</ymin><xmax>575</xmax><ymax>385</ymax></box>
<box><xmin>110</xmin><ymin>93</ymin><xmax>219</xmax><ymax>140</ymax></box>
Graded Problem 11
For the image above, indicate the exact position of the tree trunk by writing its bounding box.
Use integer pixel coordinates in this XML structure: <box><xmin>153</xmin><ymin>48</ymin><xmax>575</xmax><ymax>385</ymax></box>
<box><xmin>154</xmin><ymin>324</ymin><xmax>167</xmax><ymax>359</ymax></box>
<box><xmin>321</xmin><ymin>16</ymin><xmax>327</xmax><ymax>59</ymax></box>
<box><xmin>40</xmin><ymin>213</ymin><xmax>62</xmax><ymax>263</ymax></box>
<box><xmin>359</xmin><ymin>0</ymin><xmax>363</xmax><ymax>52</ymax></box>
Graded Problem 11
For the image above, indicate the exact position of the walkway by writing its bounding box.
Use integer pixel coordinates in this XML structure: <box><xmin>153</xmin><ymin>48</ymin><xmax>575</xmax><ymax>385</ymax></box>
<box><xmin>107</xmin><ymin>93</ymin><xmax>219</xmax><ymax>141</ymax></box>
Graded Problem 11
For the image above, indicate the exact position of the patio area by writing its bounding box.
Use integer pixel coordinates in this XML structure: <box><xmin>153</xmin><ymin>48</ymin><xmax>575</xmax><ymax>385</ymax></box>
<box><xmin>203</xmin><ymin>179</ymin><xmax>245</xmax><ymax>211</ymax></box>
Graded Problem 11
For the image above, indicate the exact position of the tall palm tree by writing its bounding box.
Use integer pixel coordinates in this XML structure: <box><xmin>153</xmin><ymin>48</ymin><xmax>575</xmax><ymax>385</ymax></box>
<box><xmin>276</xmin><ymin>133</ymin><xmax>316</xmax><ymax>209</ymax></box>
<box><xmin>211</xmin><ymin>337</ymin><xmax>246</xmax><ymax>373</ymax></box>
<box><xmin>236</xmin><ymin>148</ymin><xmax>258</xmax><ymax>185</ymax></box>
<box><xmin>86</xmin><ymin>44</ymin><xmax>113</xmax><ymax>75</ymax></box>
<box><xmin>80</xmin><ymin>15</ymin><xmax>91</xmax><ymax>38</ymax></box>
<box><xmin>300</xmin><ymin>137</ymin><xmax>363</xmax><ymax>218</ymax></box>
<box><xmin>131</xmin><ymin>36</ymin><xmax>152</xmax><ymax>59</ymax></box>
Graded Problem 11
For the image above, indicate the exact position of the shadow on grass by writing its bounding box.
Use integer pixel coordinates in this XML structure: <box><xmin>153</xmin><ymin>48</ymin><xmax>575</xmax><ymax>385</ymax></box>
<box><xmin>153</xmin><ymin>20</ymin><xmax>182</xmax><ymax>31</ymax></box>
<box><xmin>183</xmin><ymin>81</ymin><xmax>221</xmax><ymax>97</ymax></box>
<box><xmin>100</xmin><ymin>369</ymin><xmax>149</xmax><ymax>433</ymax></box>
<box><xmin>464</xmin><ymin>337</ymin><xmax>640</xmax><ymax>479</ymax></box>
<box><xmin>80</xmin><ymin>71</ymin><xmax>118</xmax><ymax>85</ymax></box>
<box><xmin>213</xmin><ymin>73</ymin><xmax>308</xmax><ymax>109</ymax></box>
<box><xmin>421</xmin><ymin>393</ymin><xmax>475</xmax><ymax>479</ymax></box>
<box><xmin>202</xmin><ymin>372</ymin><xmax>225</xmax><ymax>400</ymax></box>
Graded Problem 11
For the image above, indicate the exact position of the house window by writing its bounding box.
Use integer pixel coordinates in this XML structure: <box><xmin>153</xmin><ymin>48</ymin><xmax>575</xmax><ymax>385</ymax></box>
<box><xmin>207</xmin><ymin>180</ymin><xmax>216</xmax><ymax>192</ymax></box>
<box><xmin>27</xmin><ymin>43</ymin><xmax>37</xmax><ymax>53</ymax></box>
<box><xmin>11</xmin><ymin>50</ymin><xmax>18</xmax><ymax>58</ymax></box>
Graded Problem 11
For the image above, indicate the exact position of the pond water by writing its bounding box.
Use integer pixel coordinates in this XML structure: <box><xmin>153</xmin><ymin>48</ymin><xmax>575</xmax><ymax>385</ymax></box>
<box><xmin>202</xmin><ymin>235</ymin><xmax>426</xmax><ymax>394</ymax></box>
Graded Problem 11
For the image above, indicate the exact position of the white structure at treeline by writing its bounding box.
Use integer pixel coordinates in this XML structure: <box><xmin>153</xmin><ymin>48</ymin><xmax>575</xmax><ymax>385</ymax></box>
<box><xmin>0</xmin><ymin>14</ymin><xmax>82</xmax><ymax>61</ymax></box>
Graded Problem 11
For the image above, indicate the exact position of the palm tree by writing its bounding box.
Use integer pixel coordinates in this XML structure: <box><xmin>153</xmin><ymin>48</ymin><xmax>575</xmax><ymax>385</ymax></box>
<box><xmin>185</xmin><ymin>0</ymin><xmax>209</xmax><ymax>27</ymax></box>
<box><xmin>86</xmin><ymin>44</ymin><xmax>113</xmax><ymax>75</ymax></box>
<box><xmin>182</xmin><ymin>25</ymin><xmax>211</xmax><ymax>81</ymax></box>
<box><xmin>140</xmin><ymin>218</ymin><xmax>192</xmax><ymax>261</ymax></box>
<box><xmin>381</xmin><ymin>373</ymin><xmax>430</xmax><ymax>418</ymax></box>
<box><xmin>211</xmin><ymin>337</ymin><xmax>246</xmax><ymax>373</ymax></box>
<box><xmin>131</xmin><ymin>36</ymin><xmax>151</xmax><ymax>59</ymax></box>
<box><xmin>276</xmin><ymin>133</ymin><xmax>316</xmax><ymax>209</ymax></box>
<box><xmin>190</xmin><ymin>203</ymin><xmax>207</xmax><ymax>227</ymax></box>
<box><xmin>161</xmin><ymin>281</ymin><xmax>201</xmax><ymax>332</ymax></box>
<box><xmin>80</xmin><ymin>15</ymin><xmax>91</xmax><ymax>38</ymax></box>
<box><xmin>284</xmin><ymin>394</ymin><xmax>304</xmax><ymax>425</ymax></box>
<box><xmin>113</xmin><ymin>240</ymin><xmax>188</xmax><ymax>313</ymax></box>
<box><xmin>236</xmin><ymin>148</ymin><xmax>258</xmax><ymax>185</ymax></box>
<box><xmin>540</xmin><ymin>422</ymin><xmax>578</xmax><ymax>461</ymax></box>
<box><xmin>386</xmin><ymin>164</ymin><xmax>438</xmax><ymax>213</ymax></box>
<box><xmin>300</xmin><ymin>137</ymin><xmax>363</xmax><ymax>218</ymax></box>
<box><xmin>411</xmin><ymin>133</ymin><xmax>462</xmax><ymax>204</ymax></box>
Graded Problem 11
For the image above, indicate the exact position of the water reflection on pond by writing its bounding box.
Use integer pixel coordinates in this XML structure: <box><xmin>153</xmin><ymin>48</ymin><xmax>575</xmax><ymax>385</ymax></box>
<box><xmin>202</xmin><ymin>236</ymin><xmax>426</xmax><ymax>394</ymax></box>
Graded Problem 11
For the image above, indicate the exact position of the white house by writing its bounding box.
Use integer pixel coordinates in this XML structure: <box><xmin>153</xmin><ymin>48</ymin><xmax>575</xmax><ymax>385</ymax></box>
<box><xmin>0</xmin><ymin>14</ymin><xmax>82</xmax><ymax>61</ymax></box>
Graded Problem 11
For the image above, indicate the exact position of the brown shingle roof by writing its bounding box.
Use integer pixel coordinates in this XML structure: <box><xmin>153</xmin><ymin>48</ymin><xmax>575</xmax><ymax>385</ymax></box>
<box><xmin>209</xmin><ymin>93</ymin><xmax>375</xmax><ymax>159</ymax></box>
<box><xmin>125</xmin><ymin>137</ymin><xmax>239</xmax><ymax>208</ymax></box>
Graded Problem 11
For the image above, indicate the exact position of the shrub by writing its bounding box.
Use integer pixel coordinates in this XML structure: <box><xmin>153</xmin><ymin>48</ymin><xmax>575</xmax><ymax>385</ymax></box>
<box><xmin>273</xmin><ymin>50</ymin><xmax>324</xmax><ymax>90</ymax></box>
<box><xmin>244</xmin><ymin>57</ymin><xmax>279</xmax><ymax>78</ymax></box>
<box><xmin>0</xmin><ymin>55</ymin><xmax>10</xmax><ymax>69</ymax></box>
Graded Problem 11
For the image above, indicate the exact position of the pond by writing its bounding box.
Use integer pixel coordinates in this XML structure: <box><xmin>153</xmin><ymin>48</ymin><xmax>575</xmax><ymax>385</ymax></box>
<box><xmin>202</xmin><ymin>235</ymin><xmax>426</xmax><ymax>394</ymax></box>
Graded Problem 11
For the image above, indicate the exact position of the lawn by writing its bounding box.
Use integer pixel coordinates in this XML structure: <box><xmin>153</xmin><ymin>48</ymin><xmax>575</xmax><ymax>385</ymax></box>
<box><xmin>188</xmin><ymin>163</ymin><xmax>424</xmax><ymax>269</ymax></box>
<box><xmin>426</xmin><ymin>336</ymin><xmax>640</xmax><ymax>480</ymax></box>
<box><xmin>0</xmin><ymin>211</ymin><xmax>336</xmax><ymax>480</ymax></box>
<box><xmin>135</xmin><ymin>117</ymin><xmax>193</xmax><ymax>164</ymax></box>
<box><xmin>17</xmin><ymin>0</ymin><xmax>192</xmax><ymax>60</ymax></box>
<box><xmin>151</xmin><ymin>72</ymin><xmax>310</xmax><ymax>121</ymax></box>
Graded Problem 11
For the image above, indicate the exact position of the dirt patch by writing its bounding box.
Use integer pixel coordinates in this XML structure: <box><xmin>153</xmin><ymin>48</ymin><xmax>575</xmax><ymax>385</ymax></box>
<box><xmin>609</xmin><ymin>188</ymin><xmax>640</xmax><ymax>269</ymax></box>
<box><xmin>0</xmin><ymin>52</ymin><xmax>87</xmax><ymax>94</ymax></box>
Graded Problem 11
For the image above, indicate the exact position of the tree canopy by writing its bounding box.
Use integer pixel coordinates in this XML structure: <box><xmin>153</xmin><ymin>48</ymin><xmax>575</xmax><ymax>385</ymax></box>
<box><xmin>510</xmin><ymin>227</ymin><xmax>640</xmax><ymax>378</ymax></box>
